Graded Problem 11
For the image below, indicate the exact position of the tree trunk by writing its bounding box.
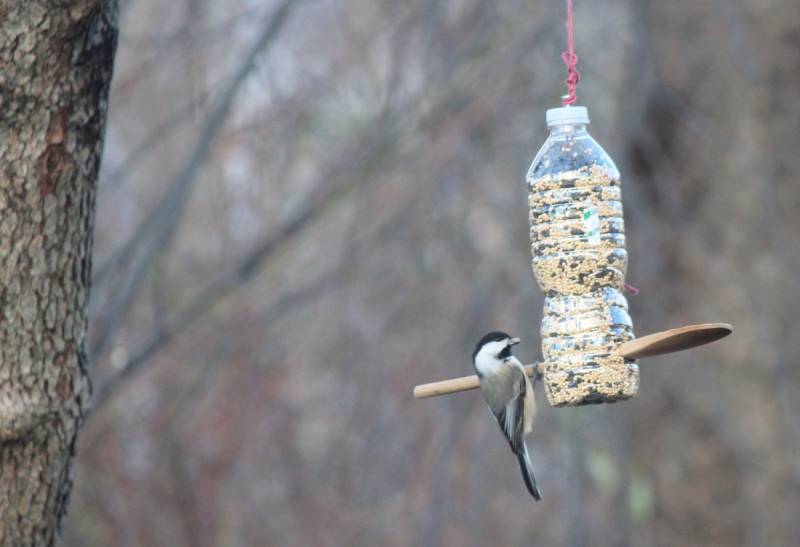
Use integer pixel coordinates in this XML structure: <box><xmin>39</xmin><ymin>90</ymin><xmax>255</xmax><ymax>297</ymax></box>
<box><xmin>0</xmin><ymin>1</ymin><xmax>118</xmax><ymax>544</ymax></box>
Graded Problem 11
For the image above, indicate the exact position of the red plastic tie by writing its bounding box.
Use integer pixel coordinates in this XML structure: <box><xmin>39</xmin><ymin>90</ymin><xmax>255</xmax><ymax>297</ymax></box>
<box><xmin>624</xmin><ymin>282</ymin><xmax>640</xmax><ymax>296</ymax></box>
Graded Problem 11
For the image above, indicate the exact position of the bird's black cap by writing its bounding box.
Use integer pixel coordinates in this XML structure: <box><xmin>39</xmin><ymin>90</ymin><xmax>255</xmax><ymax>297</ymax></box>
<box><xmin>472</xmin><ymin>331</ymin><xmax>512</xmax><ymax>362</ymax></box>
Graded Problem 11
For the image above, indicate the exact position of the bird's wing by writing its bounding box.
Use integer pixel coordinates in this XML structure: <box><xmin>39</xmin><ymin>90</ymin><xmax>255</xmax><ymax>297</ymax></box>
<box><xmin>510</xmin><ymin>359</ymin><xmax>535</xmax><ymax>434</ymax></box>
<box><xmin>494</xmin><ymin>368</ymin><xmax>527</xmax><ymax>454</ymax></box>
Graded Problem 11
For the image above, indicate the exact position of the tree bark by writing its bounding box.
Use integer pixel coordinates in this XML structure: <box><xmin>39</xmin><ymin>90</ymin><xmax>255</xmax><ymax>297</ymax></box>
<box><xmin>0</xmin><ymin>1</ymin><xmax>117</xmax><ymax>544</ymax></box>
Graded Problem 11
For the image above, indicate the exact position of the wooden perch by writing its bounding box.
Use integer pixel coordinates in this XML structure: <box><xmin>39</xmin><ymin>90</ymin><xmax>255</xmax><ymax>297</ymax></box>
<box><xmin>413</xmin><ymin>364</ymin><xmax>540</xmax><ymax>399</ymax></box>
<box><xmin>413</xmin><ymin>323</ymin><xmax>733</xmax><ymax>399</ymax></box>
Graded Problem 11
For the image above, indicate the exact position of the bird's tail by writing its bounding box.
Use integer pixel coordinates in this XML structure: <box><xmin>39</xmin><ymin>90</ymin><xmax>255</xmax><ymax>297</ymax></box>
<box><xmin>517</xmin><ymin>443</ymin><xmax>542</xmax><ymax>501</ymax></box>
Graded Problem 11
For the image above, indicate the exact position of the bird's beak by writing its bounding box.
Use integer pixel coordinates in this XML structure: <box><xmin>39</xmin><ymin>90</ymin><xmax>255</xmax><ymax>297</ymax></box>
<box><xmin>509</xmin><ymin>337</ymin><xmax>521</xmax><ymax>346</ymax></box>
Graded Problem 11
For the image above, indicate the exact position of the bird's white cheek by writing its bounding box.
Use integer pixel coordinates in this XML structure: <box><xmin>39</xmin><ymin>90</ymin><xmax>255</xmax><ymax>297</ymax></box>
<box><xmin>475</xmin><ymin>354</ymin><xmax>501</xmax><ymax>376</ymax></box>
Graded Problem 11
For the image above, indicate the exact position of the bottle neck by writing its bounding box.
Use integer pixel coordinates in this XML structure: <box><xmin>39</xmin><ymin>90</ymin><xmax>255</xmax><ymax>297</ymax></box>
<box><xmin>548</xmin><ymin>122</ymin><xmax>588</xmax><ymax>136</ymax></box>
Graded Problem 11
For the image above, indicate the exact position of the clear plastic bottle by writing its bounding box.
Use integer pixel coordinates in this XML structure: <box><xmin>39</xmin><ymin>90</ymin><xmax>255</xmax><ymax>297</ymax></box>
<box><xmin>526</xmin><ymin>106</ymin><xmax>638</xmax><ymax>406</ymax></box>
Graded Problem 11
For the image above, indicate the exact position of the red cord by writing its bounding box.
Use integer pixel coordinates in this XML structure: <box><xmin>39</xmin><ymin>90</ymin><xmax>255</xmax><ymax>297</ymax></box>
<box><xmin>561</xmin><ymin>0</ymin><xmax>580</xmax><ymax>106</ymax></box>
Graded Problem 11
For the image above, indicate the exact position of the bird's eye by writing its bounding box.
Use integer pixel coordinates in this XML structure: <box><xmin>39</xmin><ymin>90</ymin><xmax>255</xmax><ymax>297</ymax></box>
<box><xmin>498</xmin><ymin>345</ymin><xmax>511</xmax><ymax>359</ymax></box>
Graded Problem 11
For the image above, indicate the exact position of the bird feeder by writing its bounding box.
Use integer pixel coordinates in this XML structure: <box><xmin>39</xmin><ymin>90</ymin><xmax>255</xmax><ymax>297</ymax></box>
<box><xmin>527</xmin><ymin>105</ymin><xmax>637</xmax><ymax>406</ymax></box>
<box><xmin>412</xmin><ymin>0</ymin><xmax>732</xmax><ymax>406</ymax></box>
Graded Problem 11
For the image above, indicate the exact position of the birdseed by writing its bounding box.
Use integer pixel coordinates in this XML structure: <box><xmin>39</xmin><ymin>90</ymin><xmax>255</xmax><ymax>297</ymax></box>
<box><xmin>528</xmin><ymin>165</ymin><xmax>639</xmax><ymax>406</ymax></box>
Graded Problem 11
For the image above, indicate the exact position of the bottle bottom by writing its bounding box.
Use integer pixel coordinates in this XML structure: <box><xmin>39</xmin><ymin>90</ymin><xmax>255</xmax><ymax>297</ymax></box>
<box><xmin>542</xmin><ymin>353</ymin><xmax>639</xmax><ymax>406</ymax></box>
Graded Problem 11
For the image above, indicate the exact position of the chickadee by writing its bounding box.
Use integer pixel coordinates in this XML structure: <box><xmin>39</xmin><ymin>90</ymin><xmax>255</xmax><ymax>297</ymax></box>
<box><xmin>472</xmin><ymin>331</ymin><xmax>541</xmax><ymax>501</ymax></box>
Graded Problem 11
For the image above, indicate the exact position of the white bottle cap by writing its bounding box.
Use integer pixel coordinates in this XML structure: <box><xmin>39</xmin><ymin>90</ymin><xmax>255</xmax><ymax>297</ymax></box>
<box><xmin>546</xmin><ymin>106</ymin><xmax>590</xmax><ymax>127</ymax></box>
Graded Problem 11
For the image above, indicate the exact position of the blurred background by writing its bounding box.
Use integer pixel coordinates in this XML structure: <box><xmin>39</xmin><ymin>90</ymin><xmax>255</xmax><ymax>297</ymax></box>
<box><xmin>63</xmin><ymin>0</ymin><xmax>800</xmax><ymax>545</ymax></box>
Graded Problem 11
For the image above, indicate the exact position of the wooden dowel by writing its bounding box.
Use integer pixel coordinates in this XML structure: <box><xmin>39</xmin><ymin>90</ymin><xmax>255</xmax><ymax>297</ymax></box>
<box><xmin>413</xmin><ymin>323</ymin><xmax>733</xmax><ymax>400</ymax></box>
<box><xmin>413</xmin><ymin>364</ymin><xmax>540</xmax><ymax>399</ymax></box>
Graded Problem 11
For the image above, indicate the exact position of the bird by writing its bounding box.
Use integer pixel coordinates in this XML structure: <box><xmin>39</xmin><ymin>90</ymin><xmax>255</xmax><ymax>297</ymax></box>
<box><xmin>472</xmin><ymin>331</ymin><xmax>541</xmax><ymax>501</ymax></box>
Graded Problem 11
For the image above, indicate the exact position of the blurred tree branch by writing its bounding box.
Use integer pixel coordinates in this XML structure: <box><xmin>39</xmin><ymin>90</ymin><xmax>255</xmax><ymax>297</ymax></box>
<box><xmin>90</xmin><ymin>0</ymin><xmax>299</xmax><ymax>364</ymax></box>
<box><xmin>93</xmin><ymin>81</ymin><xmax>218</xmax><ymax>223</ymax></box>
<box><xmin>120</xmin><ymin>4</ymin><xmax>266</xmax><ymax>50</ymax></box>
<box><xmin>92</xmin><ymin>11</ymin><xmax>559</xmax><ymax>409</ymax></box>
<box><xmin>93</xmin><ymin>111</ymin><xmax>401</xmax><ymax>409</ymax></box>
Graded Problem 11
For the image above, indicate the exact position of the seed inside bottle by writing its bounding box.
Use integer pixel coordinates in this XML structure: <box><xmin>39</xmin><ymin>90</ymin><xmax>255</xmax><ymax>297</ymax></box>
<box><xmin>528</xmin><ymin>155</ymin><xmax>639</xmax><ymax>406</ymax></box>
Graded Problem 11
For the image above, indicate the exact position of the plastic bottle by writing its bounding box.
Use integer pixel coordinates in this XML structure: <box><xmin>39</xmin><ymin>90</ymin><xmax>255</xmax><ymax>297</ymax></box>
<box><xmin>526</xmin><ymin>106</ymin><xmax>638</xmax><ymax>406</ymax></box>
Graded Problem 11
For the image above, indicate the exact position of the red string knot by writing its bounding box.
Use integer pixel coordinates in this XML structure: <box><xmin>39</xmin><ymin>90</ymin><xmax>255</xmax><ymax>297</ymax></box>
<box><xmin>561</xmin><ymin>0</ymin><xmax>580</xmax><ymax>106</ymax></box>
<box><xmin>561</xmin><ymin>52</ymin><xmax>580</xmax><ymax>106</ymax></box>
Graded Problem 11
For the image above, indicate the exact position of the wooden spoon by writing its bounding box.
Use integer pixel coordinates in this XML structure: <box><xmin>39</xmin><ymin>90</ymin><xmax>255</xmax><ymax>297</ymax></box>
<box><xmin>618</xmin><ymin>322</ymin><xmax>733</xmax><ymax>360</ymax></box>
<box><xmin>412</xmin><ymin>322</ymin><xmax>733</xmax><ymax>399</ymax></box>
